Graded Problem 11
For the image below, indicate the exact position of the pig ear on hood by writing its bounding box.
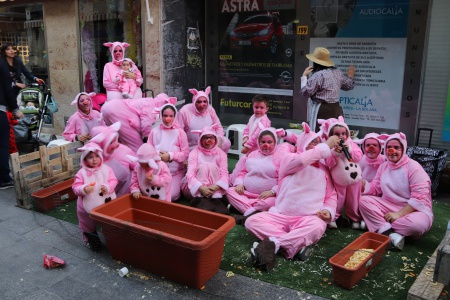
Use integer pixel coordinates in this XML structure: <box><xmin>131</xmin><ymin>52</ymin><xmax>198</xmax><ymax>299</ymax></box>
<box><xmin>126</xmin><ymin>154</ymin><xmax>138</xmax><ymax>163</ymax></box>
<box><xmin>189</xmin><ymin>89</ymin><xmax>198</xmax><ymax>96</ymax></box>
<box><xmin>204</xmin><ymin>86</ymin><xmax>211</xmax><ymax>95</ymax></box>
<box><xmin>302</xmin><ymin>122</ymin><xmax>311</xmax><ymax>134</ymax></box>
<box><xmin>191</xmin><ymin>130</ymin><xmax>202</xmax><ymax>135</ymax></box>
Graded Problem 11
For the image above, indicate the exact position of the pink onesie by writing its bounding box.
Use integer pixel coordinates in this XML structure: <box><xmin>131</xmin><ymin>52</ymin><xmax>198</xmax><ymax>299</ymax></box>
<box><xmin>63</xmin><ymin>92</ymin><xmax>105</xmax><ymax>142</ymax></box>
<box><xmin>229</xmin><ymin>114</ymin><xmax>271</xmax><ymax>185</ymax></box>
<box><xmin>319</xmin><ymin>117</ymin><xmax>363</xmax><ymax>223</ymax></box>
<box><xmin>103</xmin><ymin>42</ymin><xmax>142</xmax><ymax>101</ymax></box>
<box><xmin>90</xmin><ymin>122</ymin><xmax>136</xmax><ymax>197</ymax></box>
<box><xmin>128</xmin><ymin>143</ymin><xmax>172</xmax><ymax>201</ymax></box>
<box><xmin>246</xmin><ymin>123</ymin><xmax>337</xmax><ymax>259</ymax></box>
<box><xmin>227</xmin><ymin>127</ymin><xmax>281</xmax><ymax>216</ymax></box>
<box><xmin>181</xmin><ymin>125</ymin><xmax>229</xmax><ymax>199</ymax></box>
<box><xmin>72</xmin><ymin>142</ymin><xmax>118</xmax><ymax>242</ymax></box>
<box><xmin>360</xmin><ymin>133</ymin><xmax>433</xmax><ymax>238</ymax></box>
<box><xmin>177</xmin><ymin>86</ymin><xmax>230</xmax><ymax>152</ymax></box>
<box><xmin>116</xmin><ymin>70</ymin><xmax>137</xmax><ymax>97</ymax></box>
<box><xmin>148</xmin><ymin>102</ymin><xmax>189</xmax><ymax>201</ymax></box>
<box><xmin>101</xmin><ymin>93</ymin><xmax>171</xmax><ymax>153</ymax></box>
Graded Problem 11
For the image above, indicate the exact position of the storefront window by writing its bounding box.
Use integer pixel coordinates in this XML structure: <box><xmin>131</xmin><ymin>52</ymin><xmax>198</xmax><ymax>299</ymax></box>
<box><xmin>79</xmin><ymin>0</ymin><xmax>142</xmax><ymax>94</ymax></box>
<box><xmin>0</xmin><ymin>4</ymin><xmax>48</xmax><ymax>83</ymax></box>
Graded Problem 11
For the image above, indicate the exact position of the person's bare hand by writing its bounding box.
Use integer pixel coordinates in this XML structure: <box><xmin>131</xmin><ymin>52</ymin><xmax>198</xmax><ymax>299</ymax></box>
<box><xmin>84</xmin><ymin>185</ymin><xmax>94</xmax><ymax>194</ymax></box>
<box><xmin>326</xmin><ymin>136</ymin><xmax>340</xmax><ymax>149</ymax></box>
<box><xmin>242</xmin><ymin>137</ymin><xmax>249</xmax><ymax>146</ymax></box>
<box><xmin>317</xmin><ymin>210</ymin><xmax>331</xmax><ymax>222</ymax></box>
<box><xmin>77</xmin><ymin>134</ymin><xmax>91</xmax><ymax>143</ymax></box>
<box><xmin>235</xmin><ymin>184</ymin><xmax>245</xmax><ymax>195</ymax></box>
<box><xmin>132</xmin><ymin>192</ymin><xmax>141</xmax><ymax>199</ymax></box>
<box><xmin>259</xmin><ymin>190</ymin><xmax>274</xmax><ymax>200</ymax></box>
<box><xmin>241</xmin><ymin>147</ymin><xmax>249</xmax><ymax>154</ymax></box>
<box><xmin>199</xmin><ymin>185</ymin><xmax>213</xmax><ymax>197</ymax></box>
<box><xmin>303</xmin><ymin>66</ymin><xmax>314</xmax><ymax>77</ymax></box>
<box><xmin>159</xmin><ymin>151</ymin><xmax>170</xmax><ymax>162</ymax></box>
<box><xmin>385</xmin><ymin>212</ymin><xmax>401</xmax><ymax>223</ymax></box>
<box><xmin>347</xmin><ymin>65</ymin><xmax>356</xmax><ymax>78</ymax></box>
<box><xmin>361</xmin><ymin>179</ymin><xmax>366</xmax><ymax>192</ymax></box>
<box><xmin>124</xmin><ymin>71</ymin><xmax>136</xmax><ymax>80</ymax></box>
<box><xmin>16</xmin><ymin>83</ymin><xmax>26</xmax><ymax>89</ymax></box>
<box><xmin>14</xmin><ymin>110</ymin><xmax>24</xmax><ymax>119</ymax></box>
<box><xmin>207</xmin><ymin>185</ymin><xmax>219</xmax><ymax>193</ymax></box>
<box><xmin>100</xmin><ymin>185</ymin><xmax>108</xmax><ymax>194</ymax></box>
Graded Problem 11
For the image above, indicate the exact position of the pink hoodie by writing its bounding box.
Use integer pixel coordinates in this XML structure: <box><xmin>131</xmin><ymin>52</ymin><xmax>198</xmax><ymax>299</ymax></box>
<box><xmin>270</xmin><ymin>122</ymin><xmax>337</xmax><ymax>220</ymax></box>
<box><xmin>148</xmin><ymin>99</ymin><xmax>189</xmax><ymax>176</ymax></box>
<box><xmin>102</xmin><ymin>42</ymin><xmax>142</xmax><ymax>93</ymax></box>
<box><xmin>177</xmin><ymin>87</ymin><xmax>226</xmax><ymax>150</ymax></box>
<box><xmin>363</xmin><ymin>132</ymin><xmax>433</xmax><ymax>221</ymax></box>
<box><xmin>185</xmin><ymin>124</ymin><xmax>229</xmax><ymax>197</ymax></box>
<box><xmin>243</xmin><ymin>114</ymin><xmax>271</xmax><ymax>151</ymax></box>
<box><xmin>128</xmin><ymin>143</ymin><xmax>172</xmax><ymax>201</ymax></box>
<box><xmin>62</xmin><ymin>92</ymin><xmax>105</xmax><ymax>142</ymax></box>
<box><xmin>72</xmin><ymin>142</ymin><xmax>118</xmax><ymax>213</ymax></box>
<box><xmin>90</xmin><ymin>122</ymin><xmax>136</xmax><ymax>196</ymax></box>
<box><xmin>354</xmin><ymin>132</ymin><xmax>386</xmax><ymax>182</ymax></box>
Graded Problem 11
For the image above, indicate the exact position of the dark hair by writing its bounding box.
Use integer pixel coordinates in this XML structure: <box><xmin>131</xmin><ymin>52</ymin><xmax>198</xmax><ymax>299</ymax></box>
<box><xmin>258</xmin><ymin>130</ymin><xmax>275</xmax><ymax>143</ymax></box>
<box><xmin>0</xmin><ymin>43</ymin><xmax>18</xmax><ymax>68</ymax></box>
<box><xmin>312</xmin><ymin>62</ymin><xmax>334</xmax><ymax>73</ymax></box>
<box><xmin>252</xmin><ymin>94</ymin><xmax>269</xmax><ymax>106</ymax></box>
<box><xmin>161</xmin><ymin>105</ymin><xmax>176</xmax><ymax>116</ymax></box>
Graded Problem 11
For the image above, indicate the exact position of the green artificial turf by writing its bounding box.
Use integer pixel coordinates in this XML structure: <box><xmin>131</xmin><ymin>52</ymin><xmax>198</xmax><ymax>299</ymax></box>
<box><xmin>41</xmin><ymin>155</ymin><xmax>450</xmax><ymax>299</ymax></box>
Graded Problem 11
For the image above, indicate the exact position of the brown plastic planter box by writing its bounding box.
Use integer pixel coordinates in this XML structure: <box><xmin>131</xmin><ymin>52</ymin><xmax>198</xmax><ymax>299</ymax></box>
<box><xmin>329</xmin><ymin>232</ymin><xmax>390</xmax><ymax>289</ymax></box>
<box><xmin>90</xmin><ymin>194</ymin><xmax>235</xmax><ymax>289</ymax></box>
<box><xmin>31</xmin><ymin>178</ymin><xmax>76</xmax><ymax>212</ymax></box>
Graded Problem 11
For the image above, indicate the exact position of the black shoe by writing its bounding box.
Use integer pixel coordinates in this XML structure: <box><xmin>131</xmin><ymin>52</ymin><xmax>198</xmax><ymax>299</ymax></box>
<box><xmin>294</xmin><ymin>244</ymin><xmax>315</xmax><ymax>262</ymax></box>
<box><xmin>84</xmin><ymin>231</ymin><xmax>103</xmax><ymax>252</ymax></box>
<box><xmin>0</xmin><ymin>181</ymin><xmax>14</xmax><ymax>190</ymax></box>
<box><xmin>336</xmin><ymin>216</ymin><xmax>351</xmax><ymax>228</ymax></box>
<box><xmin>250</xmin><ymin>238</ymin><xmax>276</xmax><ymax>271</ymax></box>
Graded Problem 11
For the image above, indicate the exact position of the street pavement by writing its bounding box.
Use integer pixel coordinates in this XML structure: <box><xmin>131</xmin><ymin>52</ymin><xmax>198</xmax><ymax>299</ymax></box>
<box><xmin>0</xmin><ymin>187</ymin><xmax>324</xmax><ymax>300</ymax></box>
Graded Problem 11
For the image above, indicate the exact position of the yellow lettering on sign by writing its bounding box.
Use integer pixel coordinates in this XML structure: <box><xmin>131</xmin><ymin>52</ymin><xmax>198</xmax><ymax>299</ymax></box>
<box><xmin>297</xmin><ymin>26</ymin><xmax>308</xmax><ymax>35</ymax></box>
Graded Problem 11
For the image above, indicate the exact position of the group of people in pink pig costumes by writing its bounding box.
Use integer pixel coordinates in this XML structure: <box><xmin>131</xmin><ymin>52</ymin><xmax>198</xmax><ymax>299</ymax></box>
<box><xmin>68</xmin><ymin>42</ymin><xmax>433</xmax><ymax>272</ymax></box>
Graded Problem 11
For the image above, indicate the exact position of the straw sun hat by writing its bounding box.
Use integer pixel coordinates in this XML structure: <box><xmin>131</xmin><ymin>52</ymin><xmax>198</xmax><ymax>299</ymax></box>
<box><xmin>306</xmin><ymin>47</ymin><xmax>335</xmax><ymax>67</ymax></box>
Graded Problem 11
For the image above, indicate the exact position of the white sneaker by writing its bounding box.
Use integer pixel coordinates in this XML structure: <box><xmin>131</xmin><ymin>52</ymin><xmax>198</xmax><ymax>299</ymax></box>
<box><xmin>327</xmin><ymin>221</ymin><xmax>337</xmax><ymax>229</ymax></box>
<box><xmin>389</xmin><ymin>233</ymin><xmax>405</xmax><ymax>250</ymax></box>
<box><xmin>360</xmin><ymin>221</ymin><xmax>367</xmax><ymax>231</ymax></box>
<box><xmin>351</xmin><ymin>222</ymin><xmax>361</xmax><ymax>230</ymax></box>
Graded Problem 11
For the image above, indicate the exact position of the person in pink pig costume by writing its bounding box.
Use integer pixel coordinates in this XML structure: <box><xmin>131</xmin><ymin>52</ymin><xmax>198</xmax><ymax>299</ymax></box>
<box><xmin>63</xmin><ymin>92</ymin><xmax>105</xmax><ymax>143</ymax></box>
<box><xmin>101</xmin><ymin>93</ymin><xmax>171</xmax><ymax>153</ymax></box>
<box><xmin>103</xmin><ymin>41</ymin><xmax>143</xmax><ymax>101</ymax></box>
<box><xmin>245</xmin><ymin>122</ymin><xmax>340</xmax><ymax>271</ymax></box>
<box><xmin>229</xmin><ymin>95</ymin><xmax>272</xmax><ymax>185</ymax></box>
<box><xmin>227</xmin><ymin>126</ymin><xmax>285</xmax><ymax>225</ymax></box>
<box><xmin>90</xmin><ymin>121</ymin><xmax>136</xmax><ymax>197</ymax></box>
<box><xmin>177</xmin><ymin>86</ymin><xmax>230</xmax><ymax>153</ymax></box>
<box><xmin>127</xmin><ymin>143</ymin><xmax>172</xmax><ymax>201</ymax></box>
<box><xmin>148</xmin><ymin>97</ymin><xmax>189</xmax><ymax>201</ymax></box>
<box><xmin>360</xmin><ymin>132</ymin><xmax>433</xmax><ymax>251</ymax></box>
<box><xmin>72</xmin><ymin>142</ymin><xmax>117</xmax><ymax>251</ymax></box>
<box><xmin>354</xmin><ymin>132</ymin><xmax>386</xmax><ymax>183</ymax></box>
<box><xmin>318</xmin><ymin>116</ymin><xmax>364</xmax><ymax>230</ymax></box>
<box><xmin>181</xmin><ymin>124</ymin><xmax>230</xmax><ymax>214</ymax></box>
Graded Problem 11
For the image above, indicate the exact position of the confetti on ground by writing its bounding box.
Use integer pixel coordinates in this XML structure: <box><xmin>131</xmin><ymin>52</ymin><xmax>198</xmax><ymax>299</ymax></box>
<box><xmin>226</xmin><ymin>271</ymin><xmax>235</xmax><ymax>278</ymax></box>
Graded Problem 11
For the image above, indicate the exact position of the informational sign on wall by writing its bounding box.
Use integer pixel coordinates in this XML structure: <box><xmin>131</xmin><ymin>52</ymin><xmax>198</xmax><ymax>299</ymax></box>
<box><xmin>310</xmin><ymin>0</ymin><xmax>410</xmax><ymax>130</ymax></box>
<box><xmin>217</xmin><ymin>0</ymin><xmax>297</xmax><ymax>120</ymax></box>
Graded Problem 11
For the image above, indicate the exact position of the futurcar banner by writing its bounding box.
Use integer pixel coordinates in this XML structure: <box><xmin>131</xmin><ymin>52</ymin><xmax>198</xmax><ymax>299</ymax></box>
<box><xmin>218</xmin><ymin>0</ymin><xmax>298</xmax><ymax>119</ymax></box>
<box><xmin>311</xmin><ymin>0</ymin><xmax>409</xmax><ymax>130</ymax></box>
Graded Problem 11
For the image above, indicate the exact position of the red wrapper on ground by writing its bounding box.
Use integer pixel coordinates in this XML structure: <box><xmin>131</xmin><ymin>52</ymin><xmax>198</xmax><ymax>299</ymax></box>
<box><xmin>43</xmin><ymin>254</ymin><xmax>65</xmax><ymax>269</ymax></box>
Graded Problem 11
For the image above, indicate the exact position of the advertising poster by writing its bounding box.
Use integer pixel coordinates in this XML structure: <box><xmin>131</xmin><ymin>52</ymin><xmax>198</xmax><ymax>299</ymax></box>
<box><xmin>310</xmin><ymin>0</ymin><xmax>409</xmax><ymax>130</ymax></box>
<box><xmin>442</xmin><ymin>80</ymin><xmax>450</xmax><ymax>141</ymax></box>
<box><xmin>218</xmin><ymin>0</ymin><xmax>297</xmax><ymax>120</ymax></box>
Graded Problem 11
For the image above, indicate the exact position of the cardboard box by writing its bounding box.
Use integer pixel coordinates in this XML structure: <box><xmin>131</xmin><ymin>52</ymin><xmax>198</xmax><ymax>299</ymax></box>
<box><xmin>329</xmin><ymin>232</ymin><xmax>390</xmax><ymax>289</ymax></box>
<box><xmin>90</xmin><ymin>195</ymin><xmax>235</xmax><ymax>289</ymax></box>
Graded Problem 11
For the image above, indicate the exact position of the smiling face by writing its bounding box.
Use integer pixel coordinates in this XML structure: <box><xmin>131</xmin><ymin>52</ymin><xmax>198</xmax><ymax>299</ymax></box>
<box><xmin>78</xmin><ymin>94</ymin><xmax>91</xmax><ymax>114</ymax></box>
<box><xmin>258</xmin><ymin>133</ymin><xmax>276</xmax><ymax>154</ymax></box>
<box><xmin>161</xmin><ymin>106</ymin><xmax>175</xmax><ymax>127</ymax></box>
<box><xmin>113</xmin><ymin>45</ymin><xmax>123</xmax><ymax>61</ymax></box>
<box><xmin>364</xmin><ymin>138</ymin><xmax>381</xmax><ymax>159</ymax></box>
<box><xmin>385</xmin><ymin>139</ymin><xmax>403</xmax><ymax>163</ymax></box>
<box><xmin>253</xmin><ymin>101</ymin><xmax>269</xmax><ymax>118</ymax></box>
<box><xmin>195</xmin><ymin>97</ymin><xmax>209</xmax><ymax>114</ymax></box>
<box><xmin>201</xmin><ymin>134</ymin><xmax>216</xmax><ymax>149</ymax></box>
<box><xmin>84</xmin><ymin>152</ymin><xmax>101</xmax><ymax>168</ymax></box>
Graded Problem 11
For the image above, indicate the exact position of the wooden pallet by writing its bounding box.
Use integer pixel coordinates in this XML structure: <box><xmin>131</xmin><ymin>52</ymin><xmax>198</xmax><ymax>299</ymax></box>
<box><xmin>10</xmin><ymin>141</ymin><xmax>82</xmax><ymax>209</ymax></box>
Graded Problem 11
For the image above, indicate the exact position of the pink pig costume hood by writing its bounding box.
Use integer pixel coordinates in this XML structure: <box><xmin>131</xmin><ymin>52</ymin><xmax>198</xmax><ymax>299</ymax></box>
<box><xmin>103</xmin><ymin>41</ymin><xmax>130</xmax><ymax>64</ymax></box>
<box><xmin>126</xmin><ymin>143</ymin><xmax>161</xmax><ymax>170</ymax></box>
<box><xmin>296</xmin><ymin>122</ymin><xmax>320</xmax><ymax>153</ymax></box>
<box><xmin>318</xmin><ymin>116</ymin><xmax>350</xmax><ymax>139</ymax></box>
<box><xmin>78</xmin><ymin>142</ymin><xmax>104</xmax><ymax>169</ymax></box>
<box><xmin>90</xmin><ymin>121</ymin><xmax>121</xmax><ymax>160</ymax></box>
<box><xmin>71</xmin><ymin>92</ymin><xmax>96</xmax><ymax>114</ymax></box>
<box><xmin>354</xmin><ymin>132</ymin><xmax>385</xmax><ymax>149</ymax></box>
<box><xmin>153</xmin><ymin>96</ymin><xmax>178</xmax><ymax>128</ymax></box>
<box><xmin>189</xmin><ymin>86</ymin><xmax>211</xmax><ymax>113</ymax></box>
<box><xmin>192</xmin><ymin>124</ymin><xmax>220</xmax><ymax>150</ymax></box>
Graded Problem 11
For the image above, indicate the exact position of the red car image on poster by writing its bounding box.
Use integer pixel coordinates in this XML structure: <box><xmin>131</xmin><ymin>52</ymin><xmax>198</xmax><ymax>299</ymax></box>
<box><xmin>229</xmin><ymin>13</ymin><xmax>284</xmax><ymax>54</ymax></box>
